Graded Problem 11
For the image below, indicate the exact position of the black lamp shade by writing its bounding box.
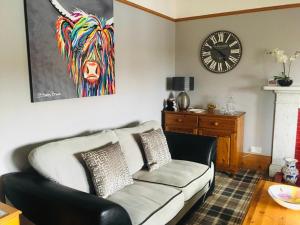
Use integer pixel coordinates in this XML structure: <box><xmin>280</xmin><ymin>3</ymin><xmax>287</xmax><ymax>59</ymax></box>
<box><xmin>172</xmin><ymin>77</ymin><xmax>194</xmax><ymax>91</ymax></box>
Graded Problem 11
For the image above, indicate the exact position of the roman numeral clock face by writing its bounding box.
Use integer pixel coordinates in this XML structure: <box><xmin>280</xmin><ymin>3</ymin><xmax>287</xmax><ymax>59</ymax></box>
<box><xmin>201</xmin><ymin>31</ymin><xmax>242</xmax><ymax>73</ymax></box>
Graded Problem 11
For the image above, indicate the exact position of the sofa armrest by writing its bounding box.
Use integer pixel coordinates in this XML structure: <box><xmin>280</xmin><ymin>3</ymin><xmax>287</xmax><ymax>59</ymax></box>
<box><xmin>164</xmin><ymin>132</ymin><xmax>217</xmax><ymax>167</ymax></box>
<box><xmin>3</xmin><ymin>172</ymin><xmax>132</xmax><ymax>225</ymax></box>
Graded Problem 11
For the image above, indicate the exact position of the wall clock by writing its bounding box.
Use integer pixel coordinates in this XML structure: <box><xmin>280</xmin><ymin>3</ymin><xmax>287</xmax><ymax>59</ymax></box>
<box><xmin>200</xmin><ymin>31</ymin><xmax>242</xmax><ymax>73</ymax></box>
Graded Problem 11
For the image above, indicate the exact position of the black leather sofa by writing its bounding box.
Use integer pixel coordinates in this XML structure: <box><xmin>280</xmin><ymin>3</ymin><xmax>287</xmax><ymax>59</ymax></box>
<box><xmin>3</xmin><ymin>132</ymin><xmax>216</xmax><ymax>225</ymax></box>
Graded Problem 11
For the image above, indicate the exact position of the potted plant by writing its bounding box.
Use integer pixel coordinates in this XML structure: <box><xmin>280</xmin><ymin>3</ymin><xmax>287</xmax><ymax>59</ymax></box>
<box><xmin>266</xmin><ymin>49</ymin><xmax>300</xmax><ymax>86</ymax></box>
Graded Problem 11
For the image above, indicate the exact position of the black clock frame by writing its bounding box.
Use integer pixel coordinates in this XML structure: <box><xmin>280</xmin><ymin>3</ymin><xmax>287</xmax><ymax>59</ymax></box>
<box><xmin>200</xmin><ymin>30</ymin><xmax>242</xmax><ymax>73</ymax></box>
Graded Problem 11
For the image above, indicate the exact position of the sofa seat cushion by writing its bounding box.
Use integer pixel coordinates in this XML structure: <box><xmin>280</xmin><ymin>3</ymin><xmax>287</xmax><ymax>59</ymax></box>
<box><xmin>133</xmin><ymin>160</ymin><xmax>214</xmax><ymax>201</ymax></box>
<box><xmin>108</xmin><ymin>181</ymin><xmax>184</xmax><ymax>225</ymax></box>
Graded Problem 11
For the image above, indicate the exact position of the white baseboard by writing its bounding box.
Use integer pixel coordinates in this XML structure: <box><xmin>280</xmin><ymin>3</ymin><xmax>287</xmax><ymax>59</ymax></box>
<box><xmin>269</xmin><ymin>164</ymin><xmax>282</xmax><ymax>177</ymax></box>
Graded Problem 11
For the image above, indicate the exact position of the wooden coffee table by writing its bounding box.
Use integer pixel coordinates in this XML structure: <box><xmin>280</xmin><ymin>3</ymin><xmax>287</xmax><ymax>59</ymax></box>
<box><xmin>242</xmin><ymin>180</ymin><xmax>300</xmax><ymax>225</ymax></box>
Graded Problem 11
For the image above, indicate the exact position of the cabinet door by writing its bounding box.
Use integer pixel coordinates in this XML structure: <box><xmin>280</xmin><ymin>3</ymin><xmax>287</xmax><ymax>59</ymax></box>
<box><xmin>216</xmin><ymin>136</ymin><xmax>231</xmax><ymax>169</ymax></box>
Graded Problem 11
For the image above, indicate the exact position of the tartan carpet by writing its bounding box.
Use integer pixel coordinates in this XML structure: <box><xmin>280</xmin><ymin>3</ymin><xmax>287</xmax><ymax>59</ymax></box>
<box><xmin>182</xmin><ymin>170</ymin><xmax>261</xmax><ymax>225</ymax></box>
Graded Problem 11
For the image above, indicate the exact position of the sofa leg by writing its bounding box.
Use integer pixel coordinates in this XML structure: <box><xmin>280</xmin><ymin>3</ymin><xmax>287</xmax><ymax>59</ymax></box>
<box><xmin>207</xmin><ymin>180</ymin><xmax>215</xmax><ymax>197</ymax></box>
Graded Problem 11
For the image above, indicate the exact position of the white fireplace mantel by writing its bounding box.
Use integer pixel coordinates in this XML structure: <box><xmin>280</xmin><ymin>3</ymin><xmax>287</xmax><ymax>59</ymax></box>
<box><xmin>264</xmin><ymin>86</ymin><xmax>300</xmax><ymax>176</ymax></box>
<box><xmin>264</xmin><ymin>86</ymin><xmax>300</xmax><ymax>92</ymax></box>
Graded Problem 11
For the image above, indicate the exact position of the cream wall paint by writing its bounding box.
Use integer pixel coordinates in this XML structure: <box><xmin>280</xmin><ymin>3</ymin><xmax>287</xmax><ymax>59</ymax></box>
<box><xmin>126</xmin><ymin>0</ymin><xmax>300</xmax><ymax>18</ymax></box>
<box><xmin>175</xmin><ymin>8</ymin><xmax>300</xmax><ymax>155</ymax></box>
<box><xmin>0</xmin><ymin>0</ymin><xmax>175</xmax><ymax>175</ymax></box>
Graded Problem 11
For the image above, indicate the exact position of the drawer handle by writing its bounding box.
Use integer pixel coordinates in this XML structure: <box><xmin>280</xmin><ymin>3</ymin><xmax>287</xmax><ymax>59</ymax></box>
<box><xmin>177</xmin><ymin>118</ymin><xmax>183</xmax><ymax>122</ymax></box>
<box><xmin>213</xmin><ymin>122</ymin><xmax>219</xmax><ymax>126</ymax></box>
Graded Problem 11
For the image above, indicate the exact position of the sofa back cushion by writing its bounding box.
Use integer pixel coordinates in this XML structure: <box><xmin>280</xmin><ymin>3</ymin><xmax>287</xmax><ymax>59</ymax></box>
<box><xmin>114</xmin><ymin>120</ymin><xmax>161</xmax><ymax>174</ymax></box>
<box><xmin>28</xmin><ymin>131</ymin><xmax>118</xmax><ymax>193</ymax></box>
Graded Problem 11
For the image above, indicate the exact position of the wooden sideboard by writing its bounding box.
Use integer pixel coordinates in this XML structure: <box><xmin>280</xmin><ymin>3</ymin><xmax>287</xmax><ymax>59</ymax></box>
<box><xmin>163</xmin><ymin>110</ymin><xmax>245</xmax><ymax>173</ymax></box>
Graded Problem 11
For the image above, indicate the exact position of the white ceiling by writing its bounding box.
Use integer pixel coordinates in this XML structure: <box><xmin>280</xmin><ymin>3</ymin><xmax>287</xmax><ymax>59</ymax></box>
<box><xmin>126</xmin><ymin>0</ymin><xmax>300</xmax><ymax>19</ymax></box>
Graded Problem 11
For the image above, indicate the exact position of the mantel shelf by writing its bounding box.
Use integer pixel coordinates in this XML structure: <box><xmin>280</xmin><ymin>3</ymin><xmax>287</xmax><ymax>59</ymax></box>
<box><xmin>263</xmin><ymin>86</ymin><xmax>300</xmax><ymax>92</ymax></box>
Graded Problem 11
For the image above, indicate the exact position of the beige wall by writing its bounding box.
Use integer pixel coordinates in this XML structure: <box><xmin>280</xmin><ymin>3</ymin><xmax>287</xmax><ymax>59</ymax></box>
<box><xmin>0</xmin><ymin>0</ymin><xmax>175</xmax><ymax>175</ymax></box>
<box><xmin>175</xmin><ymin>8</ymin><xmax>300</xmax><ymax>155</ymax></box>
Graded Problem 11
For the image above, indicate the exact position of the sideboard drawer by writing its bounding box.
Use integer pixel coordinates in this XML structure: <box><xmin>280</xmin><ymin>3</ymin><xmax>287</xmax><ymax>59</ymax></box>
<box><xmin>202</xmin><ymin>128</ymin><xmax>232</xmax><ymax>137</ymax></box>
<box><xmin>165</xmin><ymin>126</ymin><xmax>198</xmax><ymax>135</ymax></box>
<box><xmin>165</xmin><ymin>114</ymin><xmax>198</xmax><ymax>128</ymax></box>
<box><xmin>199</xmin><ymin>117</ymin><xmax>236</xmax><ymax>131</ymax></box>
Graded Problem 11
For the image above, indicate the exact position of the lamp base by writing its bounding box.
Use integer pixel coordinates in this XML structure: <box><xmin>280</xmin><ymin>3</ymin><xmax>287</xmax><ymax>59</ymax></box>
<box><xmin>176</xmin><ymin>91</ymin><xmax>190</xmax><ymax>111</ymax></box>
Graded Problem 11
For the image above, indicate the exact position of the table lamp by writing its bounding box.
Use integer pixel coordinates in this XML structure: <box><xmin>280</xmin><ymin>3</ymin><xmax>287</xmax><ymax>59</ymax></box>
<box><xmin>172</xmin><ymin>77</ymin><xmax>194</xmax><ymax>111</ymax></box>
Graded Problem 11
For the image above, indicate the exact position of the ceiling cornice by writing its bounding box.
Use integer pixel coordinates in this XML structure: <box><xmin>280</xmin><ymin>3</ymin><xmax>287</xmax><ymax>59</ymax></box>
<box><xmin>116</xmin><ymin>0</ymin><xmax>175</xmax><ymax>21</ymax></box>
<box><xmin>175</xmin><ymin>3</ymin><xmax>300</xmax><ymax>22</ymax></box>
<box><xmin>116</xmin><ymin>0</ymin><xmax>300</xmax><ymax>22</ymax></box>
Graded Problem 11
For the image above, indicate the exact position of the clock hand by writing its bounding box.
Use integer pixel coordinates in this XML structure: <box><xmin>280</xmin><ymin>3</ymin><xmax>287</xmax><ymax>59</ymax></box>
<box><xmin>212</xmin><ymin>46</ymin><xmax>226</xmax><ymax>60</ymax></box>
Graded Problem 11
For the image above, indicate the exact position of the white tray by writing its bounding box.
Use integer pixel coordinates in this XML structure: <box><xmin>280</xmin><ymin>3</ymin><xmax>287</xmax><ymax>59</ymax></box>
<box><xmin>0</xmin><ymin>209</ymin><xmax>7</xmax><ymax>218</ymax></box>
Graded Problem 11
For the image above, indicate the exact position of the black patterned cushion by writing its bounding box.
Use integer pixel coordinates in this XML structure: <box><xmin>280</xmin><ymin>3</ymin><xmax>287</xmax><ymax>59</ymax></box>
<box><xmin>81</xmin><ymin>142</ymin><xmax>133</xmax><ymax>198</ymax></box>
<box><xmin>139</xmin><ymin>129</ymin><xmax>172</xmax><ymax>171</ymax></box>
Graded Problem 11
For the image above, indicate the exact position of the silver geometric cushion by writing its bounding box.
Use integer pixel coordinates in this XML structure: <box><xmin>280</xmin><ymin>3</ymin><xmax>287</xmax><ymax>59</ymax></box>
<box><xmin>139</xmin><ymin>129</ymin><xmax>172</xmax><ymax>171</ymax></box>
<box><xmin>81</xmin><ymin>142</ymin><xmax>133</xmax><ymax>198</ymax></box>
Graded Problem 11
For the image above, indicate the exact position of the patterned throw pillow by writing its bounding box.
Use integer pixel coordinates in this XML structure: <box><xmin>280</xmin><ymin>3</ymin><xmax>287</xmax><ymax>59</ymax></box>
<box><xmin>139</xmin><ymin>129</ymin><xmax>172</xmax><ymax>171</ymax></box>
<box><xmin>81</xmin><ymin>142</ymin><xmax>133</xmax><ymax>198</ymax></box>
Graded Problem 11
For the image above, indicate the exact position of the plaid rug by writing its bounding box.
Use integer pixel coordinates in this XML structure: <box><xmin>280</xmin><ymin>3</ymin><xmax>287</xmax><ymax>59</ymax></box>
<box><xmin>182</xmin><ymin>170</ymin><xmax>261</xmax><ymax>225</ymax></box>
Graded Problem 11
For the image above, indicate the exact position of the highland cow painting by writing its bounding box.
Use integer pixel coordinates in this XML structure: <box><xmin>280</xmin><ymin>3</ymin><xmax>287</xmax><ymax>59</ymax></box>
<box><xmin>24</xmin><ymin>0</ymin><xmax>114</xmax><ymax>102</ymax></box>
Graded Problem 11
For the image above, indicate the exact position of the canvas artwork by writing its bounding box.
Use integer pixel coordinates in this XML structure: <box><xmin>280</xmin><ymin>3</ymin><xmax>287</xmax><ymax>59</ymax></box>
<box><xmin>24</xmin><ymin>0</ymin><xmax>114</xmax><ymax>102</ymax></box>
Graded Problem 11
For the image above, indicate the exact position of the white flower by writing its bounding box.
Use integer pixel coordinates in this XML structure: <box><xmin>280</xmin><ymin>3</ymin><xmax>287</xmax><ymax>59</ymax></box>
<box><xmin>266</xmin><ymin>48</ymin><xmax>300</xmax><ymax>77</ymax></box>
<box><xmin>276</xmin><ymin>50</ymin><xmax>284</xmax><ymax>56</ymax></box>
<box><xmin>276</xmin><ymin>54</ymin><xmax>288</xmax><ymax>63</ymax></box>
<box><xmin>283</xmin><ymin>55</ymin><xmax>288</xmax><ymax>63</ymax></box>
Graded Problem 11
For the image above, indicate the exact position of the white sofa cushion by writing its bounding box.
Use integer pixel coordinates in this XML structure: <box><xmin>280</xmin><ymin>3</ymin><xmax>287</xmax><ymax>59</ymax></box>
<box><xmin>28</xmin><ymin>131</ymin><xmax>118</xmax><ymax>193</ymax></box>
<box><xmin>133</xmin><ymin>160</ymin><xmax>214</xmax><ymax>201</ymax></box>
<box><xmin>114</xmin><ymin>120</ymin><xmax>161</xmax><ymax>175</ymax></box>
<box><xmin>108</xmin><ymin>181</ymin><xmax>184</xmax><ymax>225</ymax></box>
